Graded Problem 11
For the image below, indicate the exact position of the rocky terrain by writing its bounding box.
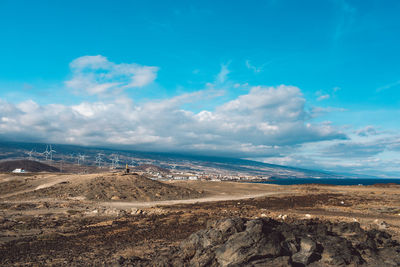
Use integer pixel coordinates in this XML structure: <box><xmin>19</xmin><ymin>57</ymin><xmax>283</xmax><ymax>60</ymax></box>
<box><xmin>0</xmin><ymin>171</ymin><xmax>399</xmax><ymax>266</ymax></box>
<box><xmin>146</xmin><ymin>217</ymin><xmax>400</xmax><ymax>266</ymax></box>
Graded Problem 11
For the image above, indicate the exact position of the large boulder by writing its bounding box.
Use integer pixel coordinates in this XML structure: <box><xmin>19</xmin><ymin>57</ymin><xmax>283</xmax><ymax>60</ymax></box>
<box><xmin>146</xmin><ymin>217</ymin><xmax>400</xmax><ymax>267</ymax></box>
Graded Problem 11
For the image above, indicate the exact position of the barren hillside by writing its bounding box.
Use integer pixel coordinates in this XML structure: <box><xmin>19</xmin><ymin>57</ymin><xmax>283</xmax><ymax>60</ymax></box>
<box><xmin>0</xmin><ymin>160</ymin><xmax>59</xmax><ymax>173</ymax></box>
<box><xmin>1</xmin><ymin>172</ymin><xmax>205</xmax><ymax>201</ymax></box>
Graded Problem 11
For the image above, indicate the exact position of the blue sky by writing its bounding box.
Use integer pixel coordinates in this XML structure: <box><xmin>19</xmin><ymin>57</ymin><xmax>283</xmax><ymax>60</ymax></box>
<box><xmin>0</xmin><ymin>0</ymin><xmax>400</xmax><ymax>177</ymax></box>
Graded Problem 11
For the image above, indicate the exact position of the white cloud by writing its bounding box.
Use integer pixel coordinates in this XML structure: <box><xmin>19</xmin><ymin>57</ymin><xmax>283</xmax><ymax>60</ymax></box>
<box><xmin>322</xmin><ymin>140</ymin><xmax>387</xmax><ymax>158</ymax></box>
<box><xmin>216</xmin><ymin>64</ymin><xmax>230</xmax><ymax>84</ymax></box>
<box><xmin>233</xmin><ymin>83</ymin><xmax>249</xmax><ymax>88</ymax></box>
<box><xmin>310</xmin><ymin>107</ymin><xmax>346</xmax><ymax>119</ymax></box>
<box><xmin>2</xmin><ymin>56</ymin><xmax>400</xmax><ymax>176</ymax></box>
<box><xmin>274</xmin><ymin>130</ymin><xmax>400</xmax><ymax>177</ymax></box>
<box><xmin>315</xmin><ymin>86</ymin><xmax>342</xmax><ymax>102</ymax></box>
<box><xmin>317</xmin><ymin>94</ymin><xmax>330</xmax><ymax>101</ymax></box>
<box><xmin>65</xmin><ymin>55</ymin><xmax>158</xmax><ymax>95</ymax></box>
<box><xmin>0</xmin><ymin>85</ymin><xmax>346</xmax><ymax>157</ymax></box>
<box><xmin>355</xmin><ymin>125</ymin><xmax>377</xmax><ymax>136</ymax></box>
<box><xmin>333</xmin><ymin>0</ymin><xmax>356</xmax><ymax>41</ymax></box>
<box><xmin>376</xmin><ymin>80</ymin><xmax>400</xmax><ymax>92</ymax></box>
<box><xmin>69</xmin><ymin>55</ymin><xmax>109</xmax><ymax>69</ymax></box>
<box><xmin>315</xmin><ymin>89</ymin><xmax>333</xmax><ymax>101</ymax></box>
<box><xmin>245</xmin><ymin>60</ymin><xmax>264</xmax><ymax>73</ymax></box>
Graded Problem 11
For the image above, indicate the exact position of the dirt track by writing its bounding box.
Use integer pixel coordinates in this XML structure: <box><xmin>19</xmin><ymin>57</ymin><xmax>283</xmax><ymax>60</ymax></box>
<box><xmin>1</xmin><ymin>172</ymin><xmax>399</xmax><ymax>265</ymax></box>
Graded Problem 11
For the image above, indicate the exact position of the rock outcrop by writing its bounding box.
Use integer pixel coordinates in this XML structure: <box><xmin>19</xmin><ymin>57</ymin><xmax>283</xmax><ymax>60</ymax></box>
<box><xmin>125</xmin><ymin>217</ymin><xmax>400</xmax><ymax>266</ymax></box>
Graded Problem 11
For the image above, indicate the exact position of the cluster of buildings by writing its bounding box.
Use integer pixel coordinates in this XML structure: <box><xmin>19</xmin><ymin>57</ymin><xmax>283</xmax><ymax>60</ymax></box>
<box><xmin>142</xmin><ymin>170</ymin><xmax>270</xmax><ymax>182</ymax></box>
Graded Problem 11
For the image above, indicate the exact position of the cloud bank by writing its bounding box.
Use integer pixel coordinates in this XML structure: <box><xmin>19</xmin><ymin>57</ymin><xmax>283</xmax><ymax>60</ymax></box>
<box><xmin>3</xmin><ymin>55</ymin><xmax>399</xmax><ymax>177</ymax></box>
<box><xmin>0</xmin><ymin>84</ymin><xmax>345</xmax><ymax>157</ymax></box>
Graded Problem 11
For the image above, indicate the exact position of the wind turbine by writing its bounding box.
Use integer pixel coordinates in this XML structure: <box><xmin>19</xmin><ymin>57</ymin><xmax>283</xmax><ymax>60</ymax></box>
<box><xmin>27</xmin><ymin>149</ymin><xmax>35</xmax><ymax>160</ymax></box>
<box><xmin>111</xmin><ymin>154</ymin><xmax>119</xmax><ymax>168</ymax></box>
<box><xmin>130</xmin><ymin>159</ymin><xmax>136</xmax><ymax>167</ymax></box>
<box><xmin>77</xmin><ymin>154</ymin><xmax>85</xmax><ymax>166</ymax></box>
<box><xmin>42</xmin><ymin>145</ymin><xmax>50</xmax><ymax>161</ymax></box>
<box><xmin>60</xmin><ymin>155</ymin><xmax>64</xmax><ymax>173</ymax></box>
<box><xmin>48</xmin><ymin>145</ymin><xmax>56</xmax><ymax>161</ymax></box>
<box><xmin>95</xmin><ymin>153</ymin><xmax>104</xmax><ymax>167</ymax></box>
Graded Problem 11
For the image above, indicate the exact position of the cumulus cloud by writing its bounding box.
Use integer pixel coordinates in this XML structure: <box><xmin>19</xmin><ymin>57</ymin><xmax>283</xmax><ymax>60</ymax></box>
<box><xmin>252</xmin><ymin>135</ymin><xmax>400</xmax><ymax>177</ymax></box>
<box><xmin>355</xmin><ymin>125</ymin><xmax>377</xmax><ymax>136</ymax></box>
<box><xmin>260</xmin><ymin>129</ymin><xmax>400</xmax><ymax>177</ymax></box>
<box><xmin>322</xmin><ymin>141</ymin><xmax>387</xmax><ymax>158</ymax></box>
<box><xmin>315</xmin><ymin>87</ymin><xmax>341</xmax><ymax>102</ymax></box>
<box><xmin>313</xmin><ymin>132</ymin><xmax>400</xmax><ymax>161</ymax></box>
<box><xmin>65</xmin><ymin>55</ymin><xmax>158</xmax><ymax>95</ymax></box>
<box><xmin>0</xmin><ymin>85</ymin><xmax>346</xmax><ymax>157</ymax></box>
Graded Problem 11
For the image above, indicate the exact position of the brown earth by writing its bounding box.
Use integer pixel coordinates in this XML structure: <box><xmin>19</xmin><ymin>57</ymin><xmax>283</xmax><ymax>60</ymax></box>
<box><xmin>0</xmin><ymin>172</ymin><xmax>399</xmax><ymax>266</ymax></box>
<box><xmin>0</xmin><ymin>172</ymin><xmax>205</xmax><ymax>202</ymax></box>
<box><xmin>0</xmin><ymin>160</ymin><xmax>59</xmax><ymax>173</ymax></box>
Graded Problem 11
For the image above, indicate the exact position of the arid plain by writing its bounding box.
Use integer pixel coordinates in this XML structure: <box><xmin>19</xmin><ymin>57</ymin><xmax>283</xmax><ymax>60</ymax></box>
<box><xmin>1</xmin><ymin>170</ymin><xmax>400</xmax><ymax>266</ymax></box>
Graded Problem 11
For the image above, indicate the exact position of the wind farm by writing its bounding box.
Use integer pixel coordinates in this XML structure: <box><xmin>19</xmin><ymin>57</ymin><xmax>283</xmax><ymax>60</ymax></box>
<box><xmin>0</xmin><ymin>142</ymin><xmax>400</xmax><ymax>265</ymax></box>
<box><xmin>1</xmin><ymin>0</ymin><xmax>400</xmax><ymax>265</ymax></box>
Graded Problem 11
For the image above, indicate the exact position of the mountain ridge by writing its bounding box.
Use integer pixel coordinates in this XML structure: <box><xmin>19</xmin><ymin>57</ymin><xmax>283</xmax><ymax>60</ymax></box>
<box><xmin>0</xmin><ymin>141</ymin><xmax>374</xmax><ymax>178</ymax></box>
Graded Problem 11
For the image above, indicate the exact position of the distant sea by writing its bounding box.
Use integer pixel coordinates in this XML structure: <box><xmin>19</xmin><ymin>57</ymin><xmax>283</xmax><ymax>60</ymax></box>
<box><xmin>256</xmin><ymin>178</ymin><xmax>400</xmax><ymax>186</ymax></box>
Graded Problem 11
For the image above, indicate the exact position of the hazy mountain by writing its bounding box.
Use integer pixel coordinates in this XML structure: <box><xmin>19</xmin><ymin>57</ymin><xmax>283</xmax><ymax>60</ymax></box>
<box><xmin>0</xmin><ymin>141</ymin><xmax>363</xmax><ymax>178</ymax></box>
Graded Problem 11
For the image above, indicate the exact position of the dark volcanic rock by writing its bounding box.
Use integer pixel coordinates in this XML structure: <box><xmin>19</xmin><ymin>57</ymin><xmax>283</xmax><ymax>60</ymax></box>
<box><xmin>144</xmin><ymin>217</ymin><xmax>400</xmax><ymax>267</ymax></box>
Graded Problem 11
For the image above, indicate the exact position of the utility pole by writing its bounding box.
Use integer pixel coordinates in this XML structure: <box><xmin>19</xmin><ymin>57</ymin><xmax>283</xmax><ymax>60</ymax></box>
<box><xmin>60</xmin><ymin>156</ymin><xmax>63</xmax><ymax>173</ymax></box>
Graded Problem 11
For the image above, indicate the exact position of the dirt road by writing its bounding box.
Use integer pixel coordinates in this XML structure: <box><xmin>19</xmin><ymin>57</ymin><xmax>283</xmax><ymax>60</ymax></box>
<box><xmin>1</xmin><ymin>172</ymin><xmax>400</xmax><ymax>266</ymax></box>
<box><xmin>101</xmin><ymin>191</ymin><xmax>286</xmax><ymax>209</ymax></box>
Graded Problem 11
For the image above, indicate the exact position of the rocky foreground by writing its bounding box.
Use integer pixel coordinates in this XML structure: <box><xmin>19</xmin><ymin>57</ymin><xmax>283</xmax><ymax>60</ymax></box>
<box><xmin>1</xmin><ymin>174</ymin><xmax>400</xmax><ymax>266</ymax></box>
<box><xmin>123</xmin><ymin>217</ymin><xmax>400</xmax><ymax>267</ymax></box>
